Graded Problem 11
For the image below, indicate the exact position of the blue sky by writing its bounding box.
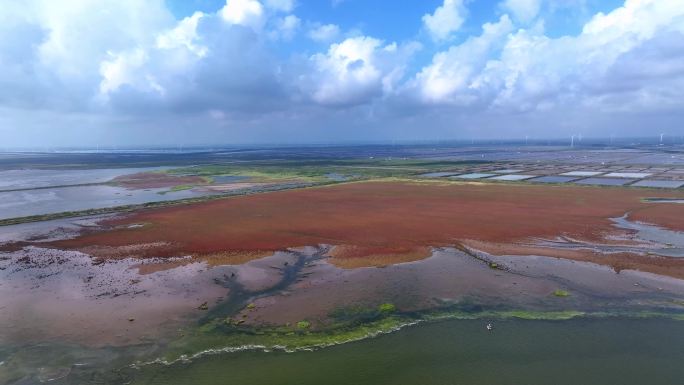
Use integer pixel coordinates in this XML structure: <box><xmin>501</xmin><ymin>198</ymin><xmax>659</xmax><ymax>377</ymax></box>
<box><xmin>1</xmin><ymin>0</ymin><xmax>683</xmax><ymax>147</ymax></box>
<box><xmin>167</xmin><ymin>1</ymin><xmax>624</xmax><ymax>38</ymax></box>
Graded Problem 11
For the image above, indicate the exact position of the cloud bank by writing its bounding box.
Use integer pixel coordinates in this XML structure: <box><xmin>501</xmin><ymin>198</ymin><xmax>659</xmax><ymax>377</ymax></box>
<box><xmin>1</xmin><ymin>0</ymin><xmax>683</xmax><ymax>146</ymax></box>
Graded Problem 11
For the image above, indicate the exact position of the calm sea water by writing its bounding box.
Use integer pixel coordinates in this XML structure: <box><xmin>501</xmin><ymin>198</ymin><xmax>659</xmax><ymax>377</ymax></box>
<box><xmin>124</xmin><ymin>317</ymin><xmax>684</xmax><ymax>385</ymax></box>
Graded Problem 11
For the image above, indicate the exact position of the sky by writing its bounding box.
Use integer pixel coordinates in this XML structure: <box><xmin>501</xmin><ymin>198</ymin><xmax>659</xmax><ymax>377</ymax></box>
<box><xmin>1</xmin><ymin>0</ymin><xmax>683</xmax><ymax>147</ymax></box>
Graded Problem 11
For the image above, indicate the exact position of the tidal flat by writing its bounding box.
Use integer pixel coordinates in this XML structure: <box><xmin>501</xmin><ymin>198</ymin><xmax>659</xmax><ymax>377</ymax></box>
<box><xmin>1</xmin><ymin>147</ymin><xmax>684</xmax><ymax>384</ymax></box>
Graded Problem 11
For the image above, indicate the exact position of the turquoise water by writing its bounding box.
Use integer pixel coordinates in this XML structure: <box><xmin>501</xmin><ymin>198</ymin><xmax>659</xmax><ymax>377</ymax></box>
<box><xmin>125</xmin><ymin>317</ymin><xmax>684</xmax><ymax>385</ymax></box>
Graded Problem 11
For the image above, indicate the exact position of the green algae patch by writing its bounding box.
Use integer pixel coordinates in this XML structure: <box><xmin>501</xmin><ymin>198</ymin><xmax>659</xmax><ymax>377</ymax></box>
<box><xmin>157</xmin><ymin>315</ymin><xmax>411</xmax><ymax>364</ymax></box>
<box><xmin>150</xmin><ymin>307</ymin><xmax>684</xmax><ymax>365</ymax></box>
<box><xmin>499</xmin><ymin>310</ymin><xmax>584</xmax><ymax>320</ymax></box>
<box><xmin>422</xmin><ymin>308</ymin><xmax>586</xmax><ymax>322</ymax></box>
<box><xmin>157</xmin><ymin>184</ymin><xmax>195</xmax><ymax>195</ymax></box>
<box><xmin>170</xmin><ymin>184</ymin><xmax>195</xmax><ymax>192</ymax></box>
<box><xmin>378</xmin><ymin>303</ymin><xmax>396</xmax><ymax>313</ymax></box>
<box><xmin>159</xmin><ymin>309</ymin><xmax>572</xmax><ymax>363</ymax></box>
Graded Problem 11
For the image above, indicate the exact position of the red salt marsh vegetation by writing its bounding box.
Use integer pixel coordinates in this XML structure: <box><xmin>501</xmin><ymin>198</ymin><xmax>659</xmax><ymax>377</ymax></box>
<box><xmin>113</xmin><ymin>172</ymin><xmax>207</xmax><ymax>189</ymax></box>
<box><xmin>50</xmin><ymin>181</ymin><xmax>684</xmax><ymax>277</ymax></box>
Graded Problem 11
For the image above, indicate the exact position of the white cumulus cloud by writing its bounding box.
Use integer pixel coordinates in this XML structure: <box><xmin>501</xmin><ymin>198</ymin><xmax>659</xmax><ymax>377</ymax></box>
<box><xmin>482</xmin><ymin>0</ymin><xmax>684</xmax><ymax>112</ymax></box>
<box><xmin>414</xmin><ymin>15</ymin><xmax>514</xmax><ymax>103</ymax></box>
<box><xmin>220</xmin><ymin>0</ymin><xmax>265</xmax><ymax>31</ymax></box>
<box><xmin>308</xmin><ymin>23</ymin><xmax>341</xmax><ymax>42</ymax></box>
<box><xmin>411</xmin><ymin>0</ymin><xmax>684</xmax><ymax>117</ymax></box>
<box><xmin>99</xmin><ymin>48</ymin><xmax>150</xmax><ymax>96</ymax></box>
<box><xmin>156</xmin><ymin>12</ymin><xmax>208</xmax><ymax>58</ymax></box>
<box><xmin>501</xmin><ymin>0</ymin><xmax>541</xmax><ymax>23</ymax></box>
<box><xmin>274</xmin><ymin>14</ymin><xmax>301</xmax><ymax>40</ymax></box>
<box><xmin>303</xmin><ymin>37</ymin><xmax>418</xmax><ymax>106</ymax></box>
<box><xmin>422</xmin><ymin>0</ymin><xmax>468</xmax><ymax>41</ymax></box>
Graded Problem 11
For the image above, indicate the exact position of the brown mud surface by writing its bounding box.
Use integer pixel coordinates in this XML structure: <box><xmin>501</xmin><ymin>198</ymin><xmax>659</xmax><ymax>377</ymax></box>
<box><xmin>0</xmin><ymin>247</ymin><xmax>228</xmax><ymax>346</ymax></box>
<box><xmin>112</xmin><ymin>172</ymin><xmax>207</xmax><ymax>189</ymax></box>
<box><xmin>46</xmin><ymin>181</ymin><xmax>684</xmax><ymax>277</ymax></box>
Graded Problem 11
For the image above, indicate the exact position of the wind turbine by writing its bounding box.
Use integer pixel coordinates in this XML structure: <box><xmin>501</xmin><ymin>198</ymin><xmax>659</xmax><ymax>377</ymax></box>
<box><xmin>660</xmin><ymin>133</ymin><xmax>665</xmax><ymax>145</ymax></box>
<box><xmin>571</xmin><ymin>135</ymin><xmax>575</xmax><ymax>148</ymax></box>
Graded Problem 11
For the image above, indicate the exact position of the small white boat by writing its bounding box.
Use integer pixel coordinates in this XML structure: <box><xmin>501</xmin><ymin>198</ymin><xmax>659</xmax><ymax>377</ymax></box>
<box><xmin>486</xmin><ymin>323</ymin><xmax>493</xmax><ymax>331</ymax></box>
